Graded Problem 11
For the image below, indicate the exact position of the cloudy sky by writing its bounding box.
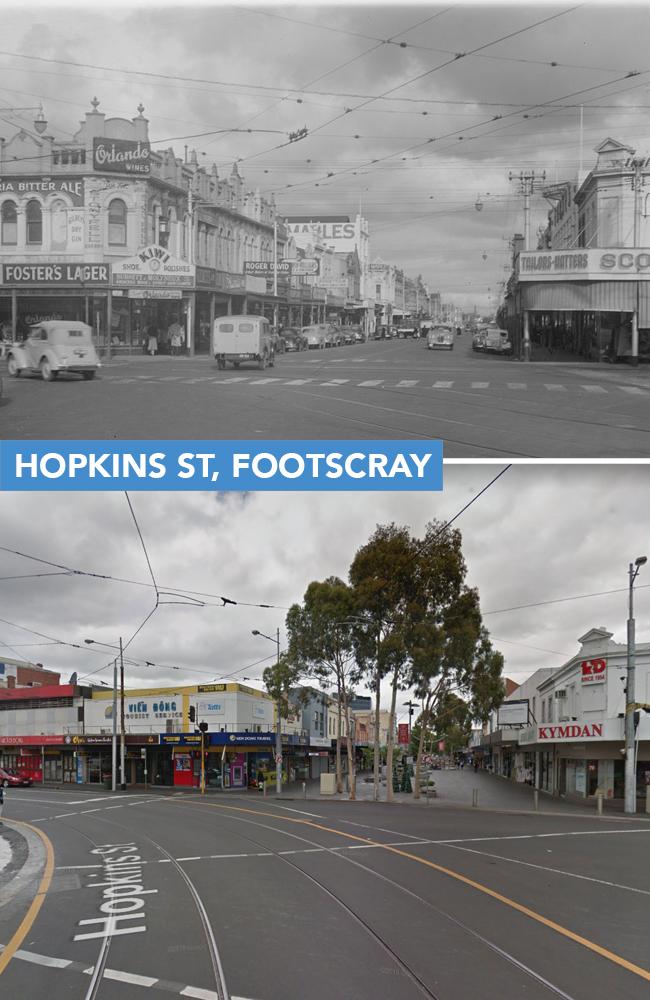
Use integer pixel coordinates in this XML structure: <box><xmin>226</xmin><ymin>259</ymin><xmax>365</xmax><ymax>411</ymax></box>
<box><xmin>1</xmin><ymin>464</ymin><xmax>649</xmax><ymax>724</ymax></box>
<box><xmin>3</xmin><ymin>2</ymin><xmax>650</xmax><ymax>309</ymax></box>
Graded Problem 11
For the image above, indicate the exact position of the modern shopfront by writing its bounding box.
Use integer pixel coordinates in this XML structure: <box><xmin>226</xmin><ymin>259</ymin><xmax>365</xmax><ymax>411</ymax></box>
<box><xmin>159</xmin><ymin>732</ymin><xmax>276</xmax><ymax>789</ymax></box>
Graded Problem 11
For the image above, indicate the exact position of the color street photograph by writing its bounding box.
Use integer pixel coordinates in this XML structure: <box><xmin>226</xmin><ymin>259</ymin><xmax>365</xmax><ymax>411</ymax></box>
<box><xmin>0</xmin><ymin>464</ymin><xmax>649</xmax><ymax>1000</ymax></box>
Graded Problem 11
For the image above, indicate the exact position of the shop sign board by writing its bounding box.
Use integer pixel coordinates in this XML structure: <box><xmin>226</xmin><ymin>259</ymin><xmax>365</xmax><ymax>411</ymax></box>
<box><xmin>244</xmin><ymin>261</ymin><xmax>291</xmax><ymax>276</ymax></box>
<box><xmin>196</xmin><ymin>265</ymin><xmax>217</xmax><ymax>288</ymax></box>
<box><xmin>580</xmin><ymin>658</ymin><xmax>607</xmax><ymax>684</ymax></box>
<box><xmin>93</xmin><ymin>137</ymin><xmax>151</xmax><ymax>175</ymax></box>
<box><xmin>497</xmin><ymin>699</ymin><xmax>529</xmax><ymax>726</ymax></box>
<box><xmin>127</xmin><ymin>288</ymin><xmax>182</xmax><ymax>299</ymax></box>
<box><xmin>0</xmin><ymin>734</ymin><xmax>65</xmax><ymax>745</ymax></box>
<box><xmin>286</xmin><ymin>217</ymin><xmax>358</xmax><ymax>253</ymax></box>
<box><xmin>111</xmin><ymin>245</ymin><xmax>195</xmax><ymax>287</ymax></box>
<box><xmin>2</xmin><ymin>262</ymin><xmax>109</xmax><ymax>285</ymax></box>
<box><xmin>0</xmin><ymin>176</ymin><xmax>84</xmax><ymax>205</ymax></box>
<box><xmin>519</xmin><ymin>717</ymin><xmax>623</xmax><ymax>744</ymax></box>
<box><xmin>285</xmin><ymin>258</ymin><xmax>320</xmax><ymax>276</ymax></box>
<box><xmin>518</xmin><ymin>248</ymin><xmax>650</xmax><ymax>281</ymax></box>
<box><xmin>398</xmin><ymin>724</ymin><xmax>410</xmax><ymax>745</ymax></box>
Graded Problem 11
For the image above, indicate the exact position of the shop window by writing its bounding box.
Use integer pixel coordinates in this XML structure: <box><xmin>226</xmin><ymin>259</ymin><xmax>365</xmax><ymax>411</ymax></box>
<box><xmin>26</xmin><ymin>199</ymin><xmax>42</xmax><ymax>244</ymax></box>
<box><xmin>108</xmin><ymin>198</ymin><xmax>127</xmax><ymax>245</ymax></box>
<box><xmin>1</xmin><ymin>200</ymin><xmax>17</xmax><ymax>244</ymax></box>
<box><xmin>50</xmin><ymin>199</ymin><xmax>67</xmax><ymax>250</ymax></box>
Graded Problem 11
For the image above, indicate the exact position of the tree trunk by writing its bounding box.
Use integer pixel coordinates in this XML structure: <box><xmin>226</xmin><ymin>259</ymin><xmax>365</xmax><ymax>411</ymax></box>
<box><xmin>335</xmin><ymin>674</ymin><xmax>343</xmax><ymax>793</ymax></box>
<box><xmin>373</xmin><ymin>669</ymin><xmax>381</xmax><ymax>802</ymax></box>
<box><xmin>341</xmin><ymin>675</ymin><xmax>355</xmax><ymax>800</ymax></box>
<box><xmin>385</xmin><ymin>666</ymin><xmax>399</xmax><ymax>803</ymax></box>
<box><xmin>413</xmin><ymin>704</ymin><xmax>430</xmax><ymax>800</ymax></box>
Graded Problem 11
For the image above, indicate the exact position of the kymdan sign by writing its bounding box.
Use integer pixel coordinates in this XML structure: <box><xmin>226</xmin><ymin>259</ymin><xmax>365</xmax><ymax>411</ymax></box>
<box><xmin>519</xmin><ymin>718</ymin><xmax>623</xmax><ymax>744</ymax></box>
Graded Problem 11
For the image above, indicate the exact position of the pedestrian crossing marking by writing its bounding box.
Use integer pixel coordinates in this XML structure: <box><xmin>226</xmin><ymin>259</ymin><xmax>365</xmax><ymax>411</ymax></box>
<box><xmin>544</xmin><ymin>384</ymin><xmax>566</xmax><ymax>391</ymax></box>
<box><xmin>248</xmin><ymin>378</ymin><xmax>282</xmax><ymax>384</ymax></box>
<box><xmin>284</xmin><ymin>379</ymin><xmax>314</xmax><ymax>385</ymax></box>
<box><xmin>397</xmin><ymin>380</ymin><xmax>419</xmax><ymax>387</ymax></box>
<box><xmin>220</xmin><ymin>376</ymin><xmax>251</xmax><ymax>383</ymax></box>
<box><xmin>507</xmin><ymin>382</ymin><xmax>527</xmax><ymax>389</ymax></box>
<box><xmin>581</xmin><ymin>385</ymin><xmax>607</xmax><ymax>393</ymax></box>
<box><xmin>471</xmin><ymin>382</ymin><xmax>489</xmax><ymax>389</ymax></box>
<box><xmin>358</xmin><ymin>380</ymin><xmax>384</xmax><ymax>387</ymax></box>
<box><xmin>433</xmin><ymin>381</ymin><xmax>453</xmax><ymax>388</ymax></box>
<box><xmin>619</xmin><ymin>386</ymin><xmax>647</xmax><ymax>394</ymax></box>
<box><xmin>320</xmin><ymin>379</ymin><xmax>350</xmax><ymax>386</ymax></box>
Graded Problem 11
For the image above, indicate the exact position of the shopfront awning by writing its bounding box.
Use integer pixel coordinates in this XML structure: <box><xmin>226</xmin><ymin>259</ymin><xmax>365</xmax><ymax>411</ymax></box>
<box><xmin>520</xmin><ymin>280</ymin><xmax>640</xmax><ymax>317</ymax></box>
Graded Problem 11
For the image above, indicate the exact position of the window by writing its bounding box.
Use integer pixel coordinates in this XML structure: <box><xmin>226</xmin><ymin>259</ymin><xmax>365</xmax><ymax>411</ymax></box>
<box><xmin>51</xmin><ymin>199</ymin><xmax>67</xmax><ymax>249</ymax></box>
<box><xmin>1</xmin><ymin>201</ymin><xmax>17</xmax><ymax>244</ymax></box>
<box><xmin>108</xmin><ymin>198</ymin><xmax>127</xmax><ymax>245</ymax></box>
<box><xmin>26</xmin><ymin>199</ymin><xmax>42</xmax><ymax>244</ymax></box>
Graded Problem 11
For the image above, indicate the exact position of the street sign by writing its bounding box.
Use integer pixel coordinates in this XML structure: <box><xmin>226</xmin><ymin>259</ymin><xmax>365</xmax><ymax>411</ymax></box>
<box><xmin>275</xmin><ymin>753</ymin><xmax>283</xmax><ymax>764</ymax></box>
<box><xmin>140</xmin><ymin>748</ymin><xmax>147</xmax><ymax>758</ymax></box>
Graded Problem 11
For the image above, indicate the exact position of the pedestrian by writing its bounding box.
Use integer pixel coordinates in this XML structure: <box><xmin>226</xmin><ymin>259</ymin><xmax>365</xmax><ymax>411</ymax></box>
<box><xmin>0</xmin><ymin>783</ymin><xmax>4</xmax><ymax>823</ymax></box>
<box><xmin>168</xmin><ymin>319</ymin><xmax>183</xmax><ymax>356</ymax></box>
<box><xmin>147</xmin><ymin>327</ymin><xmax>158</xmax><ymax>357</ymax></box>
<box><xmin>257</xmin><ymin>771</ymin><xmax>265</xmax><ymax>793</ymax></box>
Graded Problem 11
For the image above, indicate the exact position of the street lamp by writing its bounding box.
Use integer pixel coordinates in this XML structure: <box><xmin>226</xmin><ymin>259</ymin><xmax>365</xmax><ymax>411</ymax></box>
<box><xmin>625</xmin><ymin>556</ymin><xmax>646</xmax><ymax>814</ymax></box>
<box><xmin>85</xmin><ymin>637</ymin><xmax>125</xmax><ymax>791</ymax></box>
<box><xmin>252</xmin><ymin>629</ymin><xmax>282</xmax><ymax>796</ymax></box>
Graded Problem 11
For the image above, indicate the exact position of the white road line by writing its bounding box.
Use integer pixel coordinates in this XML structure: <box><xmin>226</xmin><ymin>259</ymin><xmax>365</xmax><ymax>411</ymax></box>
<box><xmin>176</xmin><ymin>856</ymin><xmax>202</xmax><ymax>861</ymax></box>
<box><xmin>103</xmin><ymin>969</ymin><xmax>159</xmax><ymax>987</ymax></box>
<box><xmin>284</xmin><ymin>379</ymin><xmax>313</xmax><ymax>385</ymax></box>
<box><xmin>444</xmin><ymin>843</ymin><xmax>650</xmax><ymax>895</ymax></box>
<box><xmin>471</xmin><ymin>382</ymin><xmax>489</xmax><ymax>388</ymax></box>
<box><xmin>436</xmin><ymin>828</ymin><xmax>650</xmax><ymax>844</ymax></box>
<box><xmin>219</xmin><ymin>376</ymin><xmax>250</xmax><ymax>383</ymax></box>
<box><xmin>56</xmin><ymin>864</ymin><xmax>102</xmax><ymax>870</ymax></box>
<box><xmin>581</xmin><ymin>385</ymin><xmax>607</xmax><ymax>393</ymax></box>
<box><xmin>53</xmin><ymin>813</ymin><xmax>78</xmax><ymax>818</ymax></box>
<box><xmin>396</xmin><ymin>379</ymin><xmax>419</xmax><ymax>387</ymax></box>
<box><xmin>79</xmin><ymin>809</ymin><xmax>101</xmax><ymax>814</ymax></box>
<box><xmin>507</xmin><ymin>382</ymin><xmax>527</xmax><ymax>389</ymax></box>
<box><xmin>248</xmin><ymin>377</ymin><xmax>281</xmax><ymax>384</ymax></box>
<box><xmin>14</xmin><ymin>950</ymin><xmax>73</xmax><ymax>968</ymax></box>
<box><xmin>320</xmin><ymin>379</ymin><xmax>350</xmax><ymax>386</ymax></box>
<box><xmin>433</xmin><ymin>380</ymin><xmax>453</xmax><ymax>387</ymax></box>
<box><xmin>275</xmin><ymin>806</ymin><xmax>323</xmax><ymax>818</ymax></box>
<box><xmin>544</xmin><ymin>384</ymin><xmax>566</xmax><ymax>390</ymax></box>
<box><xmin>180</xmin><ymin>987</ymin><xmax>220</xmax><ymax>1000</ymax></box>
<box><xmin>619</xmin><ymin>385</ymin><xmax>647</xmax><ymax>394</ymax></box>
<box><xmin>158</xmin><ymin>376</ymin><xmax>184</xmax><ymax>381</ymax></box>
<box><xmin>358</xmin><ymin>379</ymin><xmax>384</xmax><ymax>386</ymax></box>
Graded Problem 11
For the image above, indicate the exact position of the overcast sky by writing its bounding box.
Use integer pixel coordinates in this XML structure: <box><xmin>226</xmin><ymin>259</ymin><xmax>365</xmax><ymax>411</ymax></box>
<box><xmin>2</xmin><ymin>464</ymin><xmax>649</xmax><ymax>724</ymax></box>
<box><xmin>3</xmin><ymin>2</ymin><xmax>650</xmax><ymax>309</ymax></box>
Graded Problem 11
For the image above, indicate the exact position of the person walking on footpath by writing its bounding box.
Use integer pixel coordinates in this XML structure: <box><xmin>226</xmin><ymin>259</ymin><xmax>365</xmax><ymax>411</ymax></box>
<box><xmin>169</xmin><ymin>319</ymin><xmax>183</xmax><ymax>356</ymax></box>
<box><xmin>147</xmin><ymin>326</ymin><xmax>158</xmax><ymax>357</ymax></box>
<box><xmin>0</xmin><ymin>784</ymin><xmax>4</xmax><ymax>823</ymax></box>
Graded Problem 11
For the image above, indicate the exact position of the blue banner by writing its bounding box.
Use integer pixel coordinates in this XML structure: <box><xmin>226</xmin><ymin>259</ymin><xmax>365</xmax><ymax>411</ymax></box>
<box><xmin>0</xmin><ymin>440</ymin><xmax>443</xmax><ymax>491</ymax></box>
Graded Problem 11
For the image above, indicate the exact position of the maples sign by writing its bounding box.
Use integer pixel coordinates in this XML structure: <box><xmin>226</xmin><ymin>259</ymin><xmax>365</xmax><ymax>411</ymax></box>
<box><xmin>581</xmin><ymin>658</ymin><xmax>607</xmax><ymax>684</ymax></box>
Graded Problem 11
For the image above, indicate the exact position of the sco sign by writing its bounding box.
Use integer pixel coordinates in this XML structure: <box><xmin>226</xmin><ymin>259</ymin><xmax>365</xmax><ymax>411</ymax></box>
<box><xmin>600</xmin><ymin>251</ymin><xmax>650</xmax><ymax>271</ymax></box>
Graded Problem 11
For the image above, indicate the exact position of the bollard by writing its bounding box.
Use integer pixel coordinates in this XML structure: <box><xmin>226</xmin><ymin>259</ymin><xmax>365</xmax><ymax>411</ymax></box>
<box><xmin>263</xmin><ymin>782</ymin><xmax>267</xmax><ymax>798</ymax></box>
<box><xmin>472</xmin><ymin>788</ymin><xmax>478</xmax><ymax>808</ymax></box>
<box><xmin>595</xmin><ymin>789</ymin><xmax>604</xmax><ymax>816</ymax></box>
<box><xmin>646</xmin><ymin>787</ymin><xmax>650</xmax><ymax>814</ymax></box>
<box><xmin>302</xmin><ymin>781</ymin><xmax>306</xmax><ymax>800</ymax></box>
<box><xmin>533</xmin><ymin>789</ymin><xmax>539</xmax><ymax>812</ymax></box>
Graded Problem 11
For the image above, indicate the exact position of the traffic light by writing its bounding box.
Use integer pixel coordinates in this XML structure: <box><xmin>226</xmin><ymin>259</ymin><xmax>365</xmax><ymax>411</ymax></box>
<box><xmin>189</xmin><ymin>706</ymin><xmax>196</xmax><ymax>723</ymax></box>
<box><xmin>199</xmin><ymin>721</ymin><xmax>209</xmax><ymax>733</ymax></box>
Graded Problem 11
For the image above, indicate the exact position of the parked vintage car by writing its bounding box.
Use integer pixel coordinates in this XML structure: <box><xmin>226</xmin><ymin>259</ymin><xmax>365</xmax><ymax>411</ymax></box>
<box><xmin>304</xmin><ymin>324</ymin><xmax>328</xmax><ymax>349</ymax></box>
<box><xmin>0</xmin><ymin>766</ymin><xmax>33</xmax><ymax>788</ymax></box>
<box><xmin>427</xmin><ymin>325</ymin><xmax>454</xmax><ymax>350</ymax></box>
<box><xmin>282</xmin><ymin>327</ymin><xmax>308</xmax><ymax>351</ymax></box>
<box><xmin>483</xmin><ymin>326</ymin><xmax>513</xmax><ymax>355</ymax></box>
<box><xmin>6</xmin><ymin>321</ymin><xmax>101</xmax><ymax>381</ymax></box>
<box><xmin>472</xmin><ymin>328</ymin><xmax>487</xmax><ymax>352</ymax></box>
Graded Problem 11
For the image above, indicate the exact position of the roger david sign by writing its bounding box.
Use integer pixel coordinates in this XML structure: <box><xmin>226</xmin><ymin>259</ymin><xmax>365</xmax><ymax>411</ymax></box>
<box><xmin>581</xmin><ymin>658</ymin><xmax>607</xmax><ymax>684</ymax></box>
<box><xmin>93</xmin><ymin>137</ymin><xmax>150</xmax><ymax>175</ymax></box>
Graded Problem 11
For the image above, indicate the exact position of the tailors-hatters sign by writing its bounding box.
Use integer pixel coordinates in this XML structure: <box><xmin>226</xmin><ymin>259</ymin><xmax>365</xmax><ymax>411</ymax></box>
<box><xmin>93</xmin><ymin>138</ymin><xmax>150</xmax><ymax>175</ymax></box>
<box><xmin>519</xmin><ymin>248</ymin><xmax>650</xmax><ymax>281</ymax></box>
<box><xmin>111</xmin><ymin>245</ymin><xmax>195</xmax><ymax>287</ymax></box>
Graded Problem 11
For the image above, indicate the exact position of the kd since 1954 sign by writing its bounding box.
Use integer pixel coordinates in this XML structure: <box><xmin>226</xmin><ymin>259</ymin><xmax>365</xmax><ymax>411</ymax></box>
<box><xmin>93</xmin><ymin>138</ymin><xmax>150</xmax><ymax>175</ymax></box>
<box><xmin>581</xmin><ymin>658</ymin><xmax>607</xmax><ymax>684</ymax></box>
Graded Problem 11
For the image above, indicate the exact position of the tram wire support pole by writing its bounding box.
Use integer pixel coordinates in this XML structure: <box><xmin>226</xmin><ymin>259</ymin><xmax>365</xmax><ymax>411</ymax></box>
<box><xmin>509</xmin><ymin>169</ymin><xmax>546</xmax><ymax>362</ymax></box>
<box><xmin>625</xmin><ymin>556</ymin><xmax>646</xmax><ymax>813</ymax></box>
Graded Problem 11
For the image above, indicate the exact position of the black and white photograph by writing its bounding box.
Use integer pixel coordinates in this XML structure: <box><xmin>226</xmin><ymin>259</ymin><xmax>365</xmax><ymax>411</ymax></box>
<box><xmin>1</xmin><ymin>2</ymin><xmax>650</xmax><ymax>453</ymax></box>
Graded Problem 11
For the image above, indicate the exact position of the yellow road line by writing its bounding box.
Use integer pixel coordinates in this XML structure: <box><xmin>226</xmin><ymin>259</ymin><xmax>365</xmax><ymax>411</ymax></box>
<box><xmin>0</xmin><ymin>820</ymin><xmax>55</xmax><ymax>976</ymax></box>
<box><xmin>176</xmin><ymin>797</ymin><xmax>650</xmax><ymax>983</ymax></box>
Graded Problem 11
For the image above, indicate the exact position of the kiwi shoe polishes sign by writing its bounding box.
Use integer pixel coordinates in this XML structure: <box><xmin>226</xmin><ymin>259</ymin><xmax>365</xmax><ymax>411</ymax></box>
<box><xmin>93</xmin><ymin>138</ymin><xmax>150</xmax><ymax>175</ymax></box>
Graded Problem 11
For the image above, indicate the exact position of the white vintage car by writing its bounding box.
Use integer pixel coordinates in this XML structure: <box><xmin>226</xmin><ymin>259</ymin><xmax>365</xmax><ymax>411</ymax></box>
<box><xmin>427</xmin><ymin>325</ymin><xmax>454</xmax><ymax>350</ymax></box>
<box><xmin>6</xmin><ymin>321</ymin><xmax>100</xmax><ymax>381</ymax></box>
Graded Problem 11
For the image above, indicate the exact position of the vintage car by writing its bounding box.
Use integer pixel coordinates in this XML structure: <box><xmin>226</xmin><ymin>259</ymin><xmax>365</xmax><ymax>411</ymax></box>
<box><xmin>282</xmin><ymin>327</ymin><xmax>308</xmax><ymax>351</ymax></box>
<box><xmin>427</xmin><ymin>325</ymin><xmax>454</xmax><ymax>350</ymax></box>
<box><xmin>303</xmin><ymin>324</ymin><xmax>328</xmax><ymax>349</ymax></box>
<box><xmin>6</xmin><ymin>321</ymin><xmax>100</xmax><ymax>381</ymax></box>
<box><xmin>472</xmin><ymin>328</ymin><xmax>487</xmax><ymax>352</ymax></box>
<box><xmin>483</xmin><ymin>326</ymin><xmax>512</xmax><ymax>355</ymax></box>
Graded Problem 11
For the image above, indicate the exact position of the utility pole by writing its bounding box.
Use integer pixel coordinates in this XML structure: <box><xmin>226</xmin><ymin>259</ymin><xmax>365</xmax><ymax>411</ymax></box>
<box><xmin>509</xmin><ymin>169</ymin><xmax>546</xmax><ymax>361</ymax></box>
<box><xmin>119</xmin><ymin>637</ymin><xmax>126</xmax><ymax>791</ymax></box>
<box><xmin>112</xmin><ymin>658</ymin><xmax>117</xmax><ymax>792</ymax></box>
<box><xmin>273</xmin><ymin>218</ymin><xmax>279</xmax><ymax>332</ymax></box>
<box><xmin>625</xmin><ymin>556</ymin><xmax>646</xmax><ymax>813</ymax></box>
<box><xmin>275</xmin><ymin>627</ymin><xmax>282</xmax><ymax>797</ymax></box>
<box><xmin>630</xmin><ymin>158</ymin><xmax>645</xmax><ymax>367</ymax></box>
<box><xmin>403</xmin><ymin>700</ymin><xmax>417</xmax><ymax>736</ymax></box>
